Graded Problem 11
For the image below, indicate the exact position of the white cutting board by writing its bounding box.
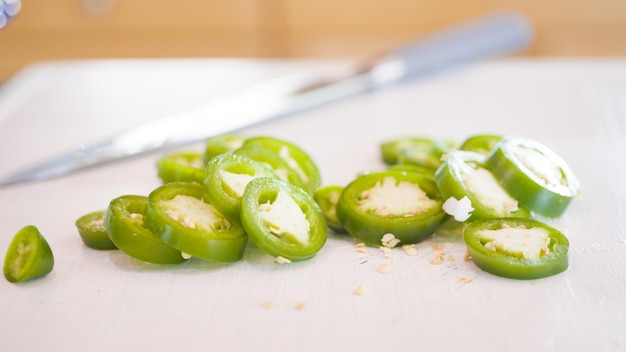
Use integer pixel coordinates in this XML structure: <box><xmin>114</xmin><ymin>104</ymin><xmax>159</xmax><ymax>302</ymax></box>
<box><xmin>0</xmin><ymin>58</ymin><xmax>625</xmax><ymax>352</ymax></box>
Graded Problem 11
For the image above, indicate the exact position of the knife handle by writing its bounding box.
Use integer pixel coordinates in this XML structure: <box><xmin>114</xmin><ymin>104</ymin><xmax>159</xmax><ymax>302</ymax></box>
<box><xmin>371</xmin><ymin>11</ymin><xmax>533</xmax><ymax>82</ymax></box>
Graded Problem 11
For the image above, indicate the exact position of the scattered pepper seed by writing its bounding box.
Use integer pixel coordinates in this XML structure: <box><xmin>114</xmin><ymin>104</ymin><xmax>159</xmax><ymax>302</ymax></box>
<box><xmin>274</xmin><ymin>256</ymin><xmax>291</xmax><ymax>264</ymax></box>
<box><xmin>402</xmin><ymin>244</ymin><xmax>418</xmax><ymax>256</ymax></box>
<box><xmin>464</xmin><ymin>251</ymin><xmax>472</xmax><ymax>261</ymax></box>
<box><xmin>430</xmin><ymin>255</ymin><xmax>443</xmax><ymax>265</ymax></box>
<box><xmin>354</xmin><ymin>242</ymin><xmax>368</xmax><ymax>253</ymax></box>
<box><xmin>353</xmin><ymin>285</ymin><xmax>366</xmax><ymax>296</ymax></box>
<box><xmin>377</xmin><ymin>263</ymin><xmax>392</xmax><ymax>274</ymax></box>
<box><xmin>446</xmin><ymin>254</ymin><xmax>455</xmax><ymax>262</ymax></box>
<box><xmin>381</xmin><ymin>233</ymin><xmax>401</xmax><ymax>248</ymax></box>
<box><xmin>458</xmin><ymin>276</ymin><xmax>474</xmax><ymax>284</ymax></box>
<box><xmin>379</xmin><ymin>246</ymin><xmax>395</xmax><ymax>259</ymax></box>
<box><xmin>295</xmin><ymin>302</ymin><xmax>307</xmax><ymax>310</ymax></box>
<box><xmin>262</xmin><ymin>301</ymin><xmax>275</xmax><ymax>309</ymax></box>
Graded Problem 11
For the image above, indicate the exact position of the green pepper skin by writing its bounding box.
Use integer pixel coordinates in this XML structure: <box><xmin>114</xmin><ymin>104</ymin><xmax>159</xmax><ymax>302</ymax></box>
<box><xmin>204</xmin><ymin>153</ymin><xmax>279</xmax><ymax>222</ymax></box>
<box><xmin>435</xmin><ymin>150</ymin><xmax>530</xmax><ymax>221</ymax></box>
<box><xmin>75</xmin><ymin>210</ymin><xmax>117</xmax><ymax>250</ymax></box>
<box><xmin>203</xmin><ymin>133</ymin><xmax>246</xmax><ymax>164</ymax></box>
<box><xmin>157</xmin><ymin>151</ymin><xmax>206</xmax><ymax>184</ymax></box>
<box><xmin>387</xmin><ymin>164</ymin><xmax>436</xmax><ymax>180</ymax></box>
<box><xmin>463</xmin><ymin>218</ymin><xmax>569</xmax><ymax>280</ymax></box>
<box><xmin>105</xmin><ymin>195</ymin><xmax>187</xmax><ymax>264</ymax></box>
<box><xmin>313</xmin><ymin>185</ymin><xmax>346</xmax><ymax>233</ymax></box>
<box><xmin>486</xmin><ymin>136</ymin><xmax>580</xmax><ymax>218</ymax></box>
<box><xmin>243</xmin><ymin>136</ymin><xmax>321</xmax><ymax>194</ymax></box>
<box><xmin>233</xmin><ymin>145</ymin><xmax>307</xmax><ymax>191</ymax></box>
<box><xmin>336</xmin><ymin>170</ymin><xmax>445</xmax><ymax>246</ymax></box>
<box><xmin>3</xmin><ymin>225</ymin><xmax>54</xmax><ymax>283</ymax></box>
<box><xmin>146</xmin><ymin>182</ymin><xmax>247</xmax><ymax>263</ymax></box>
<box><xmin>459</xmin><ymin>134</ymin><xmax>502</xmax><ymax>155</ymax></box>
<box><xmin>381</xmin><ymin>137</ymin><xmax>456</xmax><ymax>167</ymax></box>
<box><xmin>241</xmin><ymin>177</ymin><xmax>327</xmax><ymax>261</ymax></box>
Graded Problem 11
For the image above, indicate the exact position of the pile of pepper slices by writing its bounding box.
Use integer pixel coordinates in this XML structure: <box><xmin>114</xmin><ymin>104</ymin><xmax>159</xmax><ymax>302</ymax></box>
<box><xmin>71</xmin><ymin>133</ymin><xmax>579</xmax><ymax>281</ymax></box>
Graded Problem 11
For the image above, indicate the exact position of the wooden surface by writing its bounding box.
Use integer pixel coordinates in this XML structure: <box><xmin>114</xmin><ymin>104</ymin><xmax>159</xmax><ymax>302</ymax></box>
<box><xmin>0</xmin><ymin>58</ymin><xmax>625</xmax><ymax>351</ymax></box>
<box><xmin>1</xmin><ymin>0</ymin><xmax>626</xmax><ymax>81</ymax></box>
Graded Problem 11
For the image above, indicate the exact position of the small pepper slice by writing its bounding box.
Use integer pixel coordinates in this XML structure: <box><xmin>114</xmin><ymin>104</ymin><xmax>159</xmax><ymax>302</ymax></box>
<box><xmin>380</xmin><ymin>137</ymin><xmax>456</xmax><ymax>168</ymax></box>
<box><xmin>75</xmin><ymin>210</ymin><xmax>117</xmax><ymax>250</ymax></box>
<box><xmin>233</xmin><ymin>145</ymin><xmax>307</xmax><ymax>191</ymax></box>
<box><xmin>241</xmin><ymin>177</ymin><xmax>327</xmax><ymax>262</ymax></box>
<box><xmin>204</xmin><ymin>153</ymin><xmax>279</xmax><ymax>222</ymax></box>
<box><xmin>243</xmin><ymin>136</ymin><xmax>321</xmax><ymax>194</ymax></box>
<box><xmin>157</xmin><ymin>151</ymin><xmax>206</xmax><ymax>184</ymax></box>
<box><xmin>105</xmin><ymin>195</ymin><xmax>187</xmax><ymax>264</ymax></box>
<box><xmin>463</xmin><ymin>218</ymin><xmax>569</xmax><ymax>280</ymax></box>
<box><xmin>336</xmin><ymin>170</ymin><xmax>445</xmax><ymax>246</ymax></box>
<box><xmin>459</xmin><ymin>134</ymin><xmax>502</xmax><ymax>155</ymax></box>
<box><xmin>146</xmin><ymin>182</ymin><xmax>247</xmax><ymax>262</ymax></box>
<box><xmin>435</xmin><ymin>150</ymin><xmax>530</xmax><ymax>222</ymax></box>
<box><xmin>3</xmin><ymin>225</ymin><xmax>54</xmax><ymax>283</ymax></box>
<box><xmin>487</xmin><ymin>136</ymin><xmax>580</xmax><ymax>218</ymax></box>
<box><xmin>203</xmin><ymin>133</ymin><xmax>246</xmax><ymax>163</ymax></box>
<box><xmin>313</xmin><ymin>185</ymin><xmax>346</xmax><ymax>233</ymax></box>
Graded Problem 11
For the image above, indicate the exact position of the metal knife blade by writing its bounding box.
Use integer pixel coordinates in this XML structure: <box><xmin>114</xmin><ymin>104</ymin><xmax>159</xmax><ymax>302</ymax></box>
<box><xmin>0</xmin><ymin>11</ymin><xmax>532</xmax><ymax>187</ymax></box>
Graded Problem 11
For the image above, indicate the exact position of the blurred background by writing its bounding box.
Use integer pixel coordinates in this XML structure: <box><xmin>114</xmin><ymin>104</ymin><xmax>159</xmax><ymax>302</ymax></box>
<box><xmin>1</xmin><ymin>0</ymin><xmax>625</xmax><ymax>83</ymax></box>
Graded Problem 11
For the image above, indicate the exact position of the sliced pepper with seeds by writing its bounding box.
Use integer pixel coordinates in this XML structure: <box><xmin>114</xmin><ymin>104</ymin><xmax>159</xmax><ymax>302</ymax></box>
<box><xmin>336</xmin><ymin>170</ymin><xmax>445</xmax><ymax>246</ymax></box>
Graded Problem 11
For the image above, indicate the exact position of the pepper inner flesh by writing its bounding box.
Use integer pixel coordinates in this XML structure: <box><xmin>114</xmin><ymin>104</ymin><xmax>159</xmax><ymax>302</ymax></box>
<box><xmin>477</xmin><ymin>226</ymin><xmax>551</xmax><ymax>259</ymax></box>
<box><xmin>359</xmin><ymin>177</ymin><xmax>438</xmax><ymax>217</ymax></box>
<box><xmin>258</xmin><ymin>189</ymin><xmax>310</xmax><ymax>245</ymax></box>
<box><xmin>161</xmin><ymin>195</ymin><xmax>231</xmax><ymax>231</ymax></box>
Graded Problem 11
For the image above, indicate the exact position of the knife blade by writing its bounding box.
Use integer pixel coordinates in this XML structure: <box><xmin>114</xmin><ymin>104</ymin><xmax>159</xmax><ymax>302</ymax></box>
<box><xmin>0</xmin><ymin>11</ymin><xmax>532</xmax><ymax>187</ymax></box>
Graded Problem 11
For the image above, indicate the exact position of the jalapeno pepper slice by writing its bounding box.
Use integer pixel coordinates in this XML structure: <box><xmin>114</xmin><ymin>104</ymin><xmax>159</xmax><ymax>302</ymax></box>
<box><xmin>241</xmin><ymin>177</ymin><xmax>327</xmax><ymax>262</ymax></box>
<box><xmin>313</xmin><ymin>185</ymin><xmax>346</xmax><ymax>233</ymax></box>
<box><xmin>3</xmin><ymin>225</ymin><xmax>54</xmax><ymax>283</ymax></box>
<box><xmin>157</xmin><ymin>151</ymin><xmax>206</xmax><ymax>184</ymax></box>
<box><xmin>204</xmin><ymin>153</ymin><xmax>279</xmax><ymax>222</ymax></box>
<box><xmin>380</xmin><ymin>137</ymin><xmax>456</xmax><ymax>168</ymax></box>
<box><xmin>105</xmin><ymin>195</ymin><xmax>187</xmax><ymax>264</ymax></box>
<box><xmin>233</xmin><ymin>145</ymin><xmax>307</xmax><ymax>191</ymax></box>
<box><xmin>242</xmin><ymin>136</ymin><xmax>321</xmax><ymax>194</ymax></box>
<box><xmin>146</xmin><ymin>182</ymin><xmax>247</xmax><ymax>262</ymax></box>
<box><xmin>75</xmin><ymin>210</ymin><xmax>117</xmax><ymax>250</ymax></box>
<box><xmin>435</xmin><ymin>150</ymin><xmax>529</xmax><ymax>222</ymax></box>
<box><xmin>203</xmin><ymin>133</ymin><xmax>246</xmax><ymax>163</ymax></box>
<box><xmin>463</xmin><ymin>218</ymin><xmax>569</xmax><ymax>280</ymax></box>
<box><xmin>486</xmin><ymin>136</ymin><xmax>580</xmax><ymax>218</ymax></box>
<box><xmin>336</xmin><ymin>170</ymin><xmax>445</xmax><ymax>246</ymax></box>
<box><xmin>459</xmin><ymin>134</ymin><xmax>502</xmax><ymax>155</ymax></box>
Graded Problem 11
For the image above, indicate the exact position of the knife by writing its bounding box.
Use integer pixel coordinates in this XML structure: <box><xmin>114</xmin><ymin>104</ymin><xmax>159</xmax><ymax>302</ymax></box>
<box><xmin>0</xmin><ymin>11</ymin><xmax>532</xmax><ymax>187</ymax></box>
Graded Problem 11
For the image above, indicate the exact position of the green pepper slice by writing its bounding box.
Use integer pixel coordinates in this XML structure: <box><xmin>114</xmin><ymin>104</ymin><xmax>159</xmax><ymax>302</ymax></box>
<box><xmin>3</xmin><ymin>225</ymin><xmax>54</xmax><ymax>283</ymax></box>
<box><xmin>242</xmin><ymin>136</ymin><xmax>321</xmax><ymax>194</ymax></box>
<box><xmin>463</xmin><ymin>218</ymin><xmax>569</xmax><ymax>280</ymax></box>
<box><xmin>146</xmin><ymin>182</ymin><xmax>247</xmax><ymax>262</ymax></box>
<box><xmin>204</xmin><ymin>153</ymin><xmax>279</xmax><ymax>221</ymax></box>
<box><xmin>157</xmin><ymin>151</ymin><xmax>206</xmax><ymax>184</ymax></box>
<box><xmin>380</xmin><ymin>137</ymin><xmax>456</xmax><ymax>167</ymax></box>
<box><xmin>486</xmin><ymin>136</ymin><xmax>580</xmax><ymax>218</ymax></box>
<box><xmin>75</xmin><ymin>210</ymin><xmax>117</xmax><ymax>250</ymax></box>
<box><xmin>459</xmin><ymin>134</ymin><xmax>502</xmax><ymax>155</ymax></box>
<box><xmin>203</xmin><ymin>133</ymin><xmax>246</xmax><ymax>163</ymax></box>
<box><xmin>387</xmin><ymin>163</ymin><xmax>436</xmax><ymax>180</ymax></box>
<box><xmin>435</xmin><ymin>150</ymin><xmax>530</xmax><ymax>222</ymax></box>
<box><xmin>241</xmin><ymin>177</ymin><xmax>327</xmax><ymax>262</ymax></box>
<box><xmin>336</xmin><ymin>170</ymin><xmax>445</xmax><ymax>246</ymax></box>
<box><xmin>313</xmin><ymin>185</ymin><xmax>346</xmax><ymax>233</ymax></box>
<box><xmin>233</xmin><ymin>145</ymin><xmax>307</xmax><ymax>190</ymax></box>
<box><xmin>105</xmin><ymin>195</ymin><xmax>187</xmax><ymax>264</ymax></box>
